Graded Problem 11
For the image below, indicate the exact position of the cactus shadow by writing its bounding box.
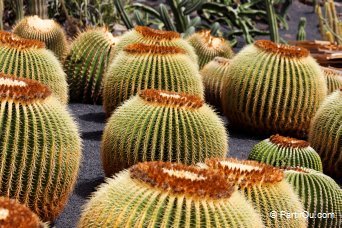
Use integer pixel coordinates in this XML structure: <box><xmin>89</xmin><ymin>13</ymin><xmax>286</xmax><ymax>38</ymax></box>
<box><xmin>82</xmin><ymin>131</ymin><xmax>103</xmax><ymax>141</ymax></box>
<box><xmin>74</xmin><ymin>177</ymin><xmax>105</xmax><ymax>199</ymax></box>
<box><xmin>79</xmin><ymin>112</ymin><xmax>106</xmax><ymax>123</ymax></box>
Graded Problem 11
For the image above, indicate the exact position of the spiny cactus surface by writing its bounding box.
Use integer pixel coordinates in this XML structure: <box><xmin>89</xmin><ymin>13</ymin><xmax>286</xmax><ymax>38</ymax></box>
<box><xmin>321</xmin><ymin>67</ymin><xmax>342</xmax><ymax>94</ymax></box>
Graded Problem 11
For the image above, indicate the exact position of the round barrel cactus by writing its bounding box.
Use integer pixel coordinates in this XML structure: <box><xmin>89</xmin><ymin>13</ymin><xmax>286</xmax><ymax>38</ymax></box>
<box><xmin>321</xmin><ymin>67</ymin><xmax>342</xmax><ymax>94</ymax></box>
<box><xmin>200</xmin><ymin>57</ymin><xmax>231</xmax><ymax>110</ymax></box>
<box><xmin>13</xmin><ymin>15</ymin><xmax>68</xmax><ymax>60</ymax></box>
<box><xmin>64</xmin><ymin>28</ymin><xmax>118</xmax><ymax>104</ymax></box>
<box><xmin>101</xmin><ymin>89</ymin><xmax>228</xmax><ymax>176</ymax></box>
<box><xmin>0</xmin><ymin>74</ymin><xmax>81</xmax><ymax>221</ymax></box>
<box><xmin>249</xmin><ymin>134</ymin><xmax>323</xmax><ymax>171</ymax></box>
<box><xmin>103</xmin><ymin>43</ymin><xmax>204</xmax><ymax>115</ymax></box>
<box><xmin>0</xmin><ymin>31</ymin><xmax>68</xmax><ymax>104</ymax></box>
<box><xmin>205</xmin><ymin>158</ymin><xmax>307</xmax><ymax>228</ymax></box>
<box><xmin>221</xmin><ymin>40</ymin><xmax>327</xmax><ymax>138</ymax></box>
<box><xmin>309</xmin><ymin>89</ymin><xmax>342</xmax><ymax>178</ymax></box>
<box><xmin>187</xmin><ymin>30</ymin><xmax>234</xmax><ymax>69</ymax></box>
<box><xmin>79</xmin><ymin>161</ymin><xmax>264</xmax><ymax>228</ymax></box>
<box><xmin>285</xmin><ymin>167</ymin><xmax>342</xmax><ymax>228</ymax></box>
<box><xmin>113</xmin><ymin>26</ymin><xmax>198</xmax><ymax>64</ymax></box>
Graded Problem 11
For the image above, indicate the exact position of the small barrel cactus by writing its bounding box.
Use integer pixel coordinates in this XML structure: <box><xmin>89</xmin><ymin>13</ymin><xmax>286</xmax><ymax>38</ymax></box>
<box><xmin>187</xmin><ymin>30</ymin><xmax>234</xmax><ymax>69</ymax></box>
<box><xmin>249</xmin><ymin>134</ymin><xmax>323</xmax><ymax>171</ymax></box>
<box><xmin>101</xmin><ymin>89</ymin><xmax>228</xmax><ymax>176</ymax></box>
<box><xmin>321</xmin><ymin>67</ymin><xmax>342</xmax><ymax>94</ymax></box>
<box><xmin>103</xmin><ymin>43</ymin><xmax>204</xmax><ymax>115</ymax></box>
<box><xmin>200</xmin><ymin>57</ymin><xmax>231</xmax><ymax>110</ymax></box>
<box><xmin>221</xmin><ymin>40</ymin><xmax>327</xmax><ymax>138</ymax></box>
<box><xmin>205</xmin><ymin>158</ymin><xmax>307</xmax><ymax>228</ymax></box>
<box><xmin>113</xmin><ymin>26</ymin><xmax>198</xmax><ymax>64</ymax></box>
<box><xmin>0</xmin><ymin>31</ymin><xmax>68</xmax><ymax>104</ymax></box>
<box><xmin>64</xmin><ymin>28</ymin><xmax>118</xmax><ymax>104</ymax></box>
<box><xmin>79</xmin><ymin>161</ymin><xmax>264</xmax><ymax>228</ymax></box>
<box><xmin>309</xmin><ymin>89</ymin><xmax>342</xmax><ymax>178</ymax></box>
<box><xmin>0</xmin><ymin>74</ymin><xmax>82</xmax><ymax>221</ymax></box>
<box><xmin>13</xmin><ymin>15</ymin><xmax>68</xmax><ymax>60</ymax></box>
<box><xmin>285</xmin><ymin>167</ymin><xmax>342</xmax><ymax>228</ymax></box>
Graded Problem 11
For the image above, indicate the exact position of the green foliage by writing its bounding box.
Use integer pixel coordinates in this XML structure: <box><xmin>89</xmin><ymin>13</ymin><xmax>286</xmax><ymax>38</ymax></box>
<box><xmin>0</xmin><ymin>0</ymin><xmax>3</xmax><ymax>29</ymax></box>
<box><xmin>296</xmin><ymin>17</ymin><xmax>306</xmax><ymax>41</ymax></box>
<box><xmin>29</xmin><ymin>0</ymin><xmax>48</xmax><ymax>18</ymax></box>
<box><xmin>265</xmin><ymin>0</ymin><xmax>279</xmax><ymax>43</ymax></box>
<box><xmin>14</xmin><ymin>0</ymin><xmax>24</xmax><ymax>21</ymax></box>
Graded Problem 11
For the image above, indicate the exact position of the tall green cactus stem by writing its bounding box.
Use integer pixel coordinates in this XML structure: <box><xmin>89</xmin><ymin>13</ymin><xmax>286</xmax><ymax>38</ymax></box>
<box><xmin>249</xmin><ymin>134</ymin><xmax>323</xmax><ymax>171</ymax></box>
<box><xmin>28</xmin><ymin>0</ymin><xmax>48</xmax><ymax>19</ymax></box>
<box><xmin>14</xmin><ymin>0</ymin><xmax>24</xmax><ymax>22</ymax></box>
<box><xmin>265</xmin><ymin>0</ymin><xmax>280</xmax><ymax>43</ymax></box>
<box><xmin>187</xmin><ymin>30</ymin><xmax>234</xmax><ymax>69</ymax></box>
<box><xmin>113</xmin><ymin>26</ymin><xmax>198</xmax><ymax>65</ymax></box>
<box><xmin>296</xmin><ymin>17</ymin><xmax>307</xmax><ymax>41</ymax></box>
<box><xmin>64</xmin><ymin>28</ymin><xmax>118</xmax><ymax>104</ymax></box>
<box><xmin>309</xmin><ymin>89</ymin><xmax>342</xmax><ymax>178</ymax></box>
<box><xmin>285</xmin><ymin>167</ymin><xmax>342</xmax><ymax>228</ymax></box>
<box><xmin>200</xmin><ymin>57</ymin><xmax>231</xmax><ymax>110</ymax></box>
<box><xmin>321</xmin><ymin>67</ymin><xmax>342</xmax><ymax>94</ymax></box>
<box><xmin>0</xmin><ymin>0</ymin><xmax>3</xmax><ymax>30</ymax></box>
<box><xmin>101</xmin><ymin>89</ymin><xmax>228</xmax><ymax>176</ymax></box>
<box><xmin>205</xmin><ymin>158</ymin><xmax>307</xmax><ymax>228</ymax></box>
<box><xmin>14</xmin><ymin>16</ymin><xmax>68</xmax><ymax>60</ymax></box>
<box><xmin>103</xmin><ymin>43</ymin><xmax>204</xmax><ymax>115</ymax></box>
<box><xmin>79</xmin><ymin>161</ymin><xmax>264</xmax><ymax>228</ymax></box>
<box><xmin>221</xmin><ymin>40</ymin><xmax>327</xmax><ymax>138</ymax></box>
<box><xmin>0</xmin><ymin>74</ymin><xmax>81</xmax><ymax>221</ymax></box>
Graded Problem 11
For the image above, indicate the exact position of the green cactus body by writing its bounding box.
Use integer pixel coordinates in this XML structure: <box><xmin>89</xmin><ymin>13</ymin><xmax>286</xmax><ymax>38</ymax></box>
<box><xmin>205</xmin><ymin>158</ymin><xmax>307</xmax><ymax>228</ymax></box>
<box><xmin>0</xmin><ymin>74</ymin><xmax>81</xmax><ymax>221</ymax></box>
<box><xmin>79</xmin><ymin>161</ymin><xmax>264</xmax><ymax>228</ymax></box>
<box><xmin>13</xmin><ymin>16</ymin><xmax>68</xmax><ymax>60</ymax></box>
<box><xmin>322</xmin><ymin>67</ymin><xmax>342</xmax><ymax>94</ymax></box>
<box><xmin>200</xmin><ymin>57</ymin><xmax>231</xmax><ymax>110</ymax></box>
<box><xmin>249</xmin><ymin>134</ymin><xmax>323</xmax><ymax>171</ymax></box>
<box><xmin>113</xmin><ymin>26</ymin><xmax>198</xmax><ymax>65</ymax></box>
<box><xmin>0</xmin><ymin>31</ymin><xmax>68</xmax><ymax>104</ymax></box>
<box><xmin>187</xmin><ymin>30</ymin><xmax>234</xmax><ymax>69</ymax></box>
<box><xmin>101</xmin><ymin>89</ymin><xmax>228</xmax><ymax>176</ymax></box>
<box><xmin>285</xmin><ymin>167</ymin><xmax>342</xmax><ymax>228</ymax></box>
<box><xmin>103</xmin><ymin>43</ymin><xmax>204</xmax><ymax>115</ymax></box>
<box><xmin>309</xmin><ymin>89</ymin><xmax>342</xmax><ymax>178</ymax></box>
<box><xmin>64</xmin><ymin>28</ymin><xmax>118</xmax><ymax>104</ymax></box>
<box><xmin>221</xmin><ymin>40</ymin><xmax>327</xmax><ymax>138</ymax></box>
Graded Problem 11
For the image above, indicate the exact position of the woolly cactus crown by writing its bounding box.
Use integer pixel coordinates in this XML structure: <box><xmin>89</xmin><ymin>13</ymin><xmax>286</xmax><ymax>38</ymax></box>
<box><xmin>0</xmin><ymin>30</ymin><xmax>45</xmax><ymax>49</ymax></box>
<box><xmin>254</xmin><ymin>40</ymin><xmax>309</xmax><ymax>58</ymax></box>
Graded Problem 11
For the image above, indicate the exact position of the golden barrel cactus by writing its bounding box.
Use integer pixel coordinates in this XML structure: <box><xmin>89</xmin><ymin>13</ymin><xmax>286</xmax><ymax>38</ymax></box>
<box><xmin>321</xmin><ymin>67</ymin><xmax>342</xmax><ymax>94</ymax></box>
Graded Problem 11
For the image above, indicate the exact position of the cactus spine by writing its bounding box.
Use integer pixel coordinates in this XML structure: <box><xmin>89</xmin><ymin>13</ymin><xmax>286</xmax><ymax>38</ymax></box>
<box><xmin>296</xmin><ymin>17</ymin><xmax>306</xmax><ymax>41</ymax></box>
<box><xmin>0</xmin><ymin>74</ymin><xmax>81</xmax><ymax>221</ymax></box>
<box><xmin>221</xmin><ymin>40</ymin><xmax>327</xmax><ymax>137</ymax></box>
<box><xmin>321</xmin><ymin>67</ymin><xmax>342</xmax><ymax>94</ymax></box>
<box><xmin>64</xmin><ymin>28</ymin><xmax>118</xmax><ymax>104</ymax></box>
<box><xmin>101</xmin><ymin>89</ymin><xmax>228</xmax><ymax>176</ymax></box>
<box><xmin>103</xmin><ymin>43</ymin><xmax>204</xmax><ymax>115</ymax></box>
<box><xmin>28</xmin><ymin>0</ymin><xmax>48</xmax><ymax>19</ymax></box>
<box><xmin>79</xmin><ymin>162</ymin><xmax>264</xmax><ymax>228</ymax></box>
<box><xmin>249</xmin><ymin>134</ymin><xmax>323</xmax><ymax>171</ymax></box>
<box><xmin>309</xmin><ymin>89</ymin><xmax>342</xmax><ymax>178</ymax></box>
<box><xmin>187</xmin><ymin>31</ymin><xmax>234</xmax><ymax>69</ymax></box>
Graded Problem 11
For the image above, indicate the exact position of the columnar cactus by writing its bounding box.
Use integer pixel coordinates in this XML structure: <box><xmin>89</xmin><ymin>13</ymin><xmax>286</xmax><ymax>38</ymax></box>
<box><xmin>221</xmin><ymin>40</ymin><xmax>327</xmax><ymax>137</ymax></box>
<box><xmin>103</xmin><ymin>43</ymin><xmax>204</xmax><ymax>115</ymax></box>
<box><xmin>285</xmin><ymin>167</ymin><xmax>342</xmax><ymax>228</ymax></box>
<box><xmin>249</xmin><ymin>134</ymin><xmax>323</xmax><ymax>171</ymax></box>
<box><xmin>79</xmin><ymin>161</ymin><xmax>264</xmax><ymax>228</ymax></box>
<box><xmin>101</xmin><ymin>89</ymin><xmax>228</xmax><ymax>176</ymax></box>
<box><xmin>200</xmin><ymin>57</ymin><xmax>231</xmax><ymax>110</ymax></box>
<box><xmin>13</xmin><ymin>15</ymin><xmax>68</xmax><ymax>60</ymax></box>
<box><xmin>309</xmin><ymin>89</ymin><xmax>342</xmax><ymax>178</ymax></box>
<box><xmin>0</xmin><ymin>74</ymin><xmax>81</xmax><ymax>221</ymax></box>
<box><xmin>205</xmin><ymin>158</ymin><xmax>307</xmax><ymax>228</ymax></box>
<box><xmin>187</xmin><ymin>30</ymin><xmax>234</xmax><ymax>69</ymax></box>
<box><xmin>113</xmin><ymin>26</ymin><xmax>198</xmax><ymax>64</ymax></box>
<box><xmin>321</xmin><ymin>67</ymin><xmax>342</xmax><ymax>94</ymax></box>
<box><xmin>0</xmin><ymin>31</ymin><xmax>68</xmax><ymax>104</ymax></box>
<box><xmin>64</xmin><ymin>28</ymin><xmax>118</xmax><ymax>104</ymax></box>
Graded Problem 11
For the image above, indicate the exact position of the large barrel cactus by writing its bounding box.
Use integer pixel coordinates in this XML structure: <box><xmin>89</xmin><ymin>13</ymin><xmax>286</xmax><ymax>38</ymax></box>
<box><xmin>103</xmin><ymin>43</ymin><xmax>204</xmax><ymax>115</ymax></box>
<box><xmin>321</xmin><ymin>67</ymin><xmax>342</xmax><ymax>94</ymax></box>
<box><xmin>0</xmin><ymin>74</ymin><xmax>81</xmax><ymax>221</ymax></box>
<box><xmin>113</xmin><ymin>26</ymin><xmax>198</xmax><ymax>64</ymax></box>
<box><xmin>13</xmin><ymin>15</ymin><xmax>68</xmax><ymax>60</ymax></box>
<box><xmin>79</xmin><ymin>161</ymin><xmax>264</xmax><ymax>228</ymax></box>
<box><xmin>309</xmin><ymin>89</ymin><xmax>342</xmax><ymax>178</ymax></box>
<box><xmin>0</xmin><ymin>31</ymin><xmax>68</xmax><ymax>104</ymax></box>
<box><xmin>221</xmin><ymin>40</ymin><xmax>327</xmax><ymax>138</ymax></box>
<box><xmin>205</xmin><ymin>158</ymin><xmax>307</xmax><ymax>228</ymax></box>
<box><xmin>285</xmin><ymin>167</ymin><xmax>342</xmax><ymax>228</ymax></box>
<box><xmin>187</xmin><ymin>30</ymin><xmax>234</xmax><ymax>69</ymax></box>
<box><xmin>64</xmin><ymin>28</ymin><xmax>118</xmax><ymax>104</ymax></box>
<box><xmin>101</xmin><ymin>89</ymin><xmax>228</xmax><ymax>176</ymax></box>
<box><xmin>249</xmin><ymin>134</ymin><xmax>323</xmax><ymax>171</ymax></box>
